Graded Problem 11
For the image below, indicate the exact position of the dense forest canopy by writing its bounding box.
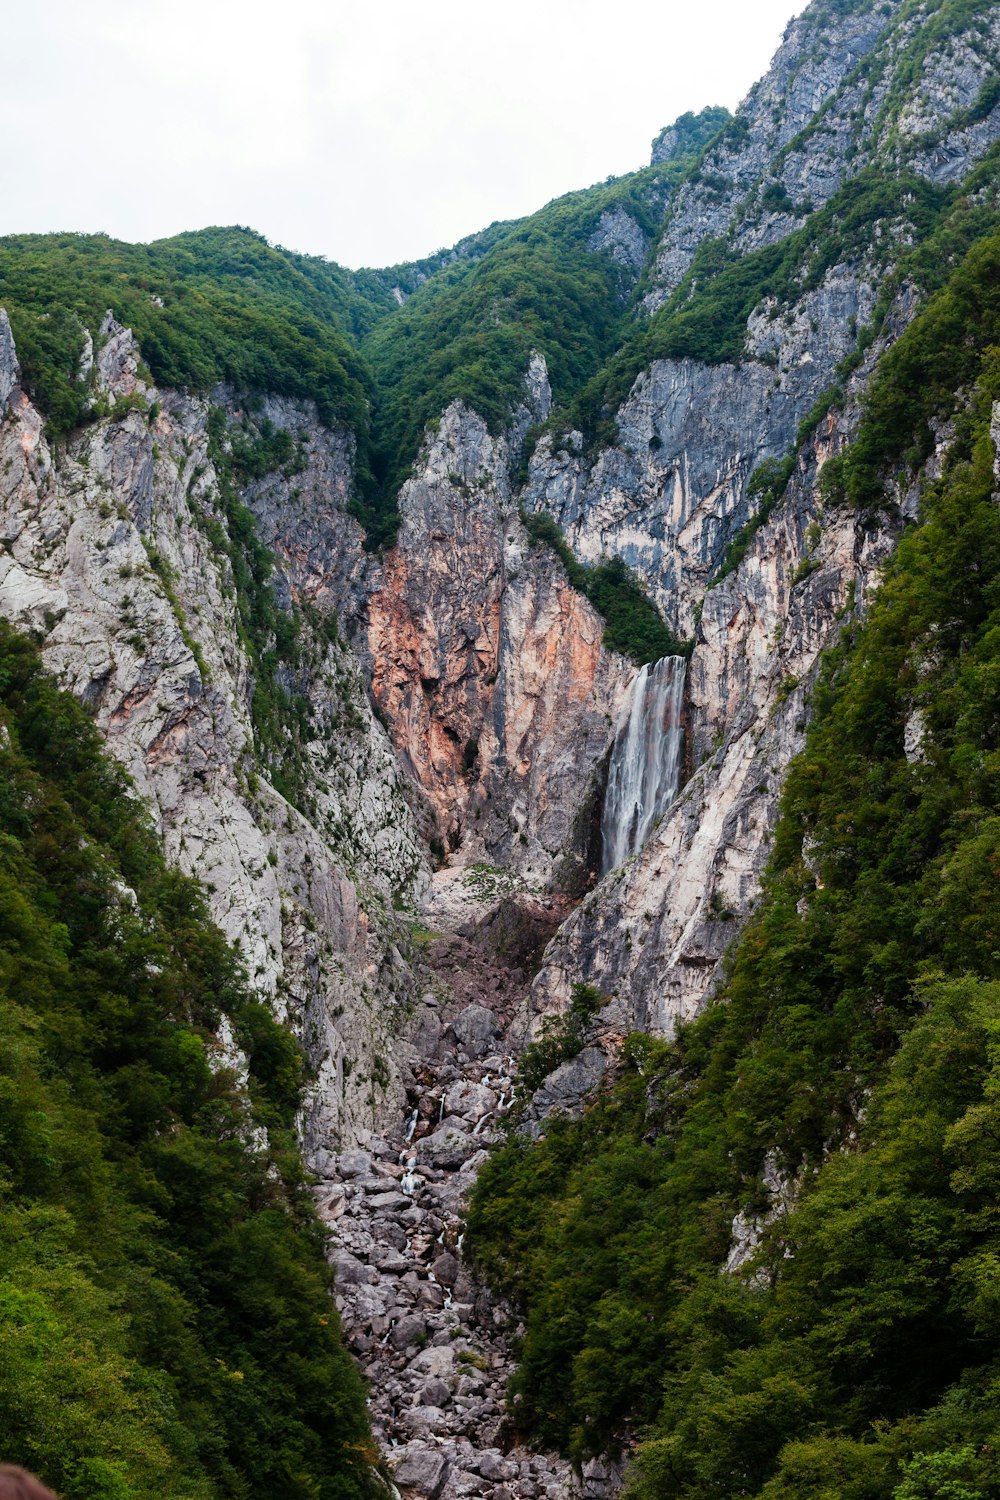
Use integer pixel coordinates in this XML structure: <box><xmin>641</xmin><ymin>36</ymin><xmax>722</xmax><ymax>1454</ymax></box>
<box><xmin>0</xmin><ymin>626</ymin><xmax>382</xmax><ymax>1499</ymax></box>
<box><xmin>466</xmin><ymin>217</ymin><xmax>1000</xmax><ymax>1500</ymax></box>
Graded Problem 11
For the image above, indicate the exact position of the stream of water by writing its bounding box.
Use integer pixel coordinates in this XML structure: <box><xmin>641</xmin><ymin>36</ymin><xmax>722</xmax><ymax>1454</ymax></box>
<box><xmin>601</xmin><ymin>655</ymin><xmax>686</xmax><ymax>873</ymax></box>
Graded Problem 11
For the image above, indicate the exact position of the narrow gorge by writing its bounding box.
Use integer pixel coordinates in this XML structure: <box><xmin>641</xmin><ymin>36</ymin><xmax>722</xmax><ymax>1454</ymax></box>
<box><xmin>3</xmin><ymin>1</ymin><xmax>1000</xmax><ymax>1496</ymax></box>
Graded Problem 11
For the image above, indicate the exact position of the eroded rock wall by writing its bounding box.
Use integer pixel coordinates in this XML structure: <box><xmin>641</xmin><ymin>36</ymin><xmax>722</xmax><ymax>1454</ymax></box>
<box><xmin>522</xmin><ymin>256</ymin><xmax>878</xmax><ymax>636</ymax></box>
<box><xmin>527</xmin><ymin>306</ymin><xmax>924</xmax><ymax>1037</ymax></box>
<box><xmin>356</xmin><ymin>378</ymin><xmax>635</xmax><ymax>892</ymax></box>
<box><xmin>0</xmin><ymin>310</ymin><xmax>426</xmax><ymax>1150</ymax></box>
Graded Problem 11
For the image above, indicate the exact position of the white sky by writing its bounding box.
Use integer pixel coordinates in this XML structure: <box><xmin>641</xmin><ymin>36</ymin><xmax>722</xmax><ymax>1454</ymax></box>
<box><xmin>3</xmin><ymin>0</ymin><xmax>806</xmax><ymax>270</ymax></box>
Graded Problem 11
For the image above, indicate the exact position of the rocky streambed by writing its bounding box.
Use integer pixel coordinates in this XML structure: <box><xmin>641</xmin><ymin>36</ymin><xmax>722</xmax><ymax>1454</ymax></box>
<box><xmin>309</xmin><ymin>908</ymin><xmax>620</xmax><ymax>1500</ymax></box>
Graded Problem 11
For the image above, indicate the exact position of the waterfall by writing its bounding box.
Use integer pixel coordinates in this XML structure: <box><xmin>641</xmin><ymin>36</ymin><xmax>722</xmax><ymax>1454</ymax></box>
<box><xmin>601</xmin><ymin>656</ymin><xmax>686</xmax><ymax>874</ymax></box>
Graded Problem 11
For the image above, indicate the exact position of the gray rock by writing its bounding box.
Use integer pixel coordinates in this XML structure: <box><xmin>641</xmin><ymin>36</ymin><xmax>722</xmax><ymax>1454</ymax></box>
<box><xmin>431</xmin><ymin>1251</ymin><xmax>460</xmax><ymax>1286</ymax></box>
<box><xmin>0</xmin><ymin>310</ymin><xmax>19</xmax><ymax>408</ymax></box>
<box><xmin>407</xmin><ymin>1346</ymin><xmax>457</xmax><ymax>1380</ymax></box>
<box><xmin>389</xmin><ymin>1314</ymin><xmax>427</xmax><ymax>1351</ymax></box>
<box><xmin>475</xmin><ymin>1450</ymin><xmax>507</xmax><ymax>1481</ymax></box>
<box><xmin>450</xmin><ymin>1005</ymin><xmax>497</xmax><ymax>1058</ymax></box>
<box><xmin>531</xmin><ymin>1047</ymin><xmax>607</xmax><ymax>1116</ymax></box>
<box><xmin>368</xmin><ymin>1190</ymin><xmax>411</xmax><ymax>1213</ymax></box>
<box><xmin>444</xmin><ymin>1080</ymin><xmax>496</xmax><ymax>1119</ymax></box>
<box><xmin>417</xmin><ymin>1125</ymin><xmax>478</xmax><ymax>1169</ymax></box>
<box><xmin>400</xmin><ymin>1405</ymin><xmax>450</xmax><ymax>1436</ymax></box>
<box><xmin>330</xmin><ymin>1250</ymin><xmax>375</xmax><ymax>1287</ymax></box>
<box><xmin>419</xmin><ymin>1377</ymin><xmax>452</xmax><ymax>1408</ymax></box>
<box><xmin>411</xmin><ymin>1005</ymin><xmax>443</xmax><ymax>1058</ymax></box>
<box><xmin>450</xmin><ymin>1472</ymin><xmax>486</xmax><ymax>1498</ymax></box>
<box><xmin>586</xmin><ymin>205</ymin><xmax>649</xmax><ymax>282</ymax></box>
<box><xmin>393</xmin><ymin>1445</ymin><xmax>449</xmax><ymax>1498</ymax></box>
<box><xmin>374</xmin><ymin>1248</ymin><xmax>411</xmax><ymax>1273</ymax></box>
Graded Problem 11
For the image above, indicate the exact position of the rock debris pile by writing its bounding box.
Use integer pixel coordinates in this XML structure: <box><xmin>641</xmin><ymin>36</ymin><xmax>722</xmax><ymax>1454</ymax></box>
<box><xmin>310</xmin><ymin>932</ymin><xmax>620</xmax><ymax>1500</ymax></box>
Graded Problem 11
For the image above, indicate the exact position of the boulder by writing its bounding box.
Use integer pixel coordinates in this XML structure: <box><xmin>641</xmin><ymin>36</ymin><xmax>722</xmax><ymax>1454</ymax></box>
<box><xmin>335</xmin><ymin>1148</ymin><xmax>373</xmax><ymax>1178</ymax></box>
<box><xmin>419</xmin><ymin>1376</ymin><xmax>453</xmax><ymax>1407</ymax></box>
<box><xmin>393</xmin><ymin>1444</ymin><xmax>449</xmax><ymax>1499</ymax></box>
<box><xmin>431</xmin><ymin>1251</ymin><xmax>460</xmax><ymax>1286</ymax></box>
<box><xmin>450</xmin><ymin>1004</ymin><xmax>498</xmax><ymax>1059</ymax></box>
<box><xmin>330</xmin><ymin>1250</ymin><xmax>375</xmax><ymax>1286</ymax></box>
<box><xmin>389</xmin><ymin>1313</ymin><xmax>427</xmax><ymax>1351</ymax></box>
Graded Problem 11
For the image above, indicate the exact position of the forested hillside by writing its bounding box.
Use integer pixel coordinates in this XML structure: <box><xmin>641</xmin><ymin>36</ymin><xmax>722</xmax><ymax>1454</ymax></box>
<box><xmin>359</xmin><ymin>107</ymin><xmax>728</xmax><ymax>542</ymax></box>
<box><xmin>0</xmin><ymin>626</ymin><xmax>382</xmax><ymax>1500</ymax></box>
<box><xmin>466</xmin><ymin>225</ymin><xmax>1000</xmax><ymax>1497</ymax></box>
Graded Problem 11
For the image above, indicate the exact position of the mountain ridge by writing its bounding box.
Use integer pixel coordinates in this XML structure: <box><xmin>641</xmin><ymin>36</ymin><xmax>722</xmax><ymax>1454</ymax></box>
<box><xmin>1</xmin><ymin>1</ymin><xmax>1000</xmax><ymax>1496</ymax></box>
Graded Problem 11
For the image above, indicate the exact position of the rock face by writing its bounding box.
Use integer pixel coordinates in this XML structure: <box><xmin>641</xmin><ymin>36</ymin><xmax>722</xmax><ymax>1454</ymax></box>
<box><xmin>527</xmin><ymin>327</ymin><xmax>909</xmax><ymax>1036</ymax></box>
<box><xmin>522</xmin><ymin>262</ymin><xmax>876</xmax><ymax>634</ymax></box>
<box><xmin>510</xmin><ymin>0</ymin><xmax>1000</xmax><ymax>1041</ymax></box>
<box><xmin>238</xmin><ymin>391</ymin><xmax>370</xmax><ymax>616</ymax></box>
<box><xmin>471</xmin><ymin>526</ymin><xmax>632</xmax><ymax>889</ymax></box>
<box><xmin>3</xmin><ymin>4</ymin><xmax>1000</xmax><ymax>1496</ymax></box>
<box><xmin>363</xmin><ymin>402</ymin><xmax>509</xmax><ymax>844</ymax></box>
<box><xmin>0</xmin><ymin>315</ymin><xmax>426</xmax><ymax>1151</ymax></box>
<box><xmin>0</xmin><ymin>310</ymin><xmax>19</xmax><ymax>406</ymax></box>
<box><xmin>586</xmin><ymin>205</ymin><xmax>650</xmax><ymax>289</ymax></box>
<box><xmin>358</xmin><ymin>379</ymin><xmax>633</xmax><ymax>889</ymax></box>
<box><xmin>643</xmin><ymin>1</ymin><xmax>1000</xmax><ymax>312</ymax></box>
<box><xmin>508</xmin><ymin>0</ymin><xmax>999</xmax><ymax>646</ymax></box>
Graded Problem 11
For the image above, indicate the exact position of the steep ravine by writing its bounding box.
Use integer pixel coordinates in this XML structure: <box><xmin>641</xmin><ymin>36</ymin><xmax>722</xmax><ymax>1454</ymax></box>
<box><xmin>0</xmin><ymin>309</ymin><xmax>631</xmax><ymax>1494</ymax></box>
<box><xmin>314</xmin><ymin>889</ymin><xmax>612</xmax><ymax>1500</ymax></box>
<box><xmin>2</xmin><ymin>2</ymin><xmax>1000</xmax><ymax>1494</ymax></box>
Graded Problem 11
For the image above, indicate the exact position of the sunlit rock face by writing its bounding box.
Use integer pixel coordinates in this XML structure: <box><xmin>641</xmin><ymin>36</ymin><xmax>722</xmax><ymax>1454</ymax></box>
<box><xmin>356</xmin><ymin>376</ymin><xmax>633</xmax><ymax>893</ymax></box>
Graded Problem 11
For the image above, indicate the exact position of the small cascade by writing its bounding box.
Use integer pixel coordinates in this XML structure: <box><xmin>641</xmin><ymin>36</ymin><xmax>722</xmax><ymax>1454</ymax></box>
<box><xmin>601</xmin><ymin>655</ymin><xmax>686</xmax><ymax>873</ymax></box>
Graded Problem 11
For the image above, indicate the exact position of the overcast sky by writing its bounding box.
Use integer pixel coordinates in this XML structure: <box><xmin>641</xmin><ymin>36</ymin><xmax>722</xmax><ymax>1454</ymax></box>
<box><xmin>4</xmin><ymin>1</ymin><xmax>806</xmax><ymax>270</ymax></box>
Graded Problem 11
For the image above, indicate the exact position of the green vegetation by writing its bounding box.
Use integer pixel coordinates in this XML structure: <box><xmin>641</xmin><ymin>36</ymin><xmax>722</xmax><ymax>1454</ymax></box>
<box><xmin>520</xmin><ymin>509</ymin><xmax>689</xmax><ymax>665</ymax></box>
<box><xmin>357</xmin><ymin>108</ymin><xmax>729</xmax><ymax>545</ymax></box>
<box><xmin>514</xmin><ymin>983</ymin><xmax>604</xmax><ymax>1100</ymax></box>
<box><xmin>569</xmin><ymin>167</ymin><xmax>951</xmax><ymax>448</ymax></box>
<box><xmin>649</xmin><ymin>107</ymin><xmax>731</xmax><ymax>164</ymax></box>
<box><xmin>712</xmin><ymin>454</ymin><xmax>797</xmax><ymax>584</ymax></box>
<box><xmin>0</xmin><ymin>227</ymin><xmax>382</xmax><ymax>439</ymax></box>
<box><xmin>0</xmin><ymin>624</ymin><xmax>381</xmax><ymax>1498</ymax></box>
<box><xmin>836</xmin><ymin>229</ymin><xmax>1000</xmax><ymax>512</ymax></box>
<box><xmin>708</xmin><ymin>140</ymin><xmax>1000</xmax><ymax>584</ymax></box>
<box><xmin>466</xmin><ymin>229</ymin><xmax>1000</xmax><ymax>1497</ymax></box>
<box><xmin>0</xmin><ymin>110</ymin><xmax>728</xmax><ymax>557</ymax></box>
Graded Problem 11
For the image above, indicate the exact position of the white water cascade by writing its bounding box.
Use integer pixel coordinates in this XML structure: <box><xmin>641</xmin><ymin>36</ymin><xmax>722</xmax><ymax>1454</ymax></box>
<box><xmin>601</xmin><ymin>655</ymin><xmax>686</xmax><ymax>873</ymax></box>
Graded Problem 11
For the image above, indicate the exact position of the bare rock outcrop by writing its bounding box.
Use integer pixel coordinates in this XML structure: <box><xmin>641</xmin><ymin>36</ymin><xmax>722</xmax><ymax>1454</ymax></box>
<box><xmin>0</xmin><ymin>314</ymin><xmax>426</xmax><ymax>1150</ymax></box>
<box><xmin>359</xmin><ymin>382</ymin><xmax>633</xmax><ymax>890</ymax></box>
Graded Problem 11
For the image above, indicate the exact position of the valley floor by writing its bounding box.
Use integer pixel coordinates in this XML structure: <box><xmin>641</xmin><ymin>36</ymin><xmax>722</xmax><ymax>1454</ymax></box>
<box><xmin>313</xmin><ymin>872</ymin><xmax>618</xmax><ymax>1500</ymax></box>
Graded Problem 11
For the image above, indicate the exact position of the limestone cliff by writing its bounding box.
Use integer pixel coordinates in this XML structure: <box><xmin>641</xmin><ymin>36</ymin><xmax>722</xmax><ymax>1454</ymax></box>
<box><xmin>356</xmin><ymin>367</ymin><xmax>634</xmax><ymax>893</ymax></box>
<box><xmin>0</xmin><ymin>309</ymin><xmax>426</xmax><ymax>1152</ymax></box>
<box><xmin>644</xmin><ymin>0</ymin><xmax>1000</xmax><ymax>311</ymax></box>
<box><xmin>2</xmin><ymin>2</ymin><xmax>999</xmax><ymax>1495</ymax></box>
<box><xmin>513</xmin><ymin>0</ymin><xmax>1000</xmax><ymax>1046</ymax></box>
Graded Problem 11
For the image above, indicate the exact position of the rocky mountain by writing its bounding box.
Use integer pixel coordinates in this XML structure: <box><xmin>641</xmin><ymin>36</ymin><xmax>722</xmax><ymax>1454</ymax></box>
<box><xmin>2</xmin><ymin>0</ymin><xmax>1000</xmax><ymax>1496</ymax></box>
